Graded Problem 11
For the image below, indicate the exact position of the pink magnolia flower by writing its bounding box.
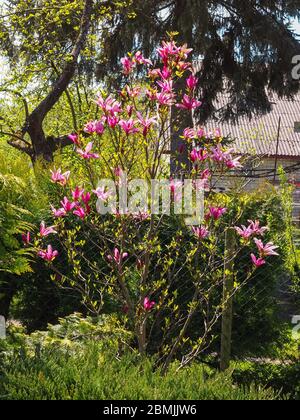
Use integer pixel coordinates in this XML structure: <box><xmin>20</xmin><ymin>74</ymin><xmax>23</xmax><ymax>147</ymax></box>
<box><xmin>192</xmin><ymin>226</ymin><xmax>209</xmax><ymax>240</ymax></box>
<box><xmin>235</xmin><ymin>225</ymin><xmax>254</xmax><ymax>240</ymax></box>
<box><xmin>22</xmin><ymin>232</ymin><xmax>31</xmax><ymax>245</ymax></box>
<box><xmin>211</xmin><ymin>145</ymin><xmax>227</xmax><ymax>162</ymax></box>
<box><xmin>125</xmin><ymin>85</ymin><xmax>141</xmax><ymax>98</ymax></box>
<box><xmin>251</xmin><ymin>254</ymin><xmax>266</xmax><ymax>267</ymax></box>
<box><xmin>186</xmin><ymin>75</ymin><xmax>198</xmax><ymax>90</ymax></box>
<box><xmin>127</xmin><ymin>105</ymin><xmax>134</xmax><ymax>117</ymax></box>
<box><xmin>84</xmin><ymin>120</ymin><xmax>105</xmax><ymax>135</ymax></box>
<box><xmin>40</xmin><ymin>221</ymin><xmax>57</xmax><ymax>237</ymax></box>
<box><xmin>197</xmin><ymin>127</ymin><xmax>205</xmax><ymax>138</ymax></box>
<box><xmin>190</xmin><ymin>149</ymin><xmax>199</xmax><ymax>163</ymax></box>
<box><xmin>183</xmin><ymin>128</ymin><xmax>196</xmax><ymax>140</ymax></box>
<box><xmin>157</xmin><ymin>41</ymin><xmax>180</xmax><ymax>63</ymax></box>
<box><xmin>212</xmin><ymin>147</ymin><xmax>239</xmax><ymax>168</ymax></box>
<box><xmin>73</xmin><ymin>207</ymin><xmax>86</xmax><ymax>219</ymax></box>
<box><xmin>170</xmin><ymin>179</ymin><xmax>182</xmax><ymax>194</ymax></box>
<box><xmin>226</xmin><ymin>156</ymin><xmax>242</xmax><ymax>169</ymax></box>
<box><xmin>200</xmin><ymin>168</ymin><xmax>211</xmax><ymax>180</ymax></box>
<box><xmin>179</xmin><ymin>44</ymin><xmax>193</xmax><ymax>59</ymax></box>
<box><xmin>207</xmin><ymin>206</ymin><xmax>227</xmax><ymax>220</ymax></box>
<box><xmin>93</xmin><ymin>186</ymin><xmax>112</xmax><ymax>201</ymax></box>
<box><xmin>157</xmin><ymin>79</ymin><xmax>174</xmax><ymax>94</ymax></box>
<box><xmin>107</xmin><ymin>247</ymin><xmax>128</xmax><ymax>265</ymax></box>
<box><xmin>51</xmin><ymin>205</ymin><xmax>67</xmax><ymax>218</ymax></box>
<box><xmin>136</xmin><ymin>112</ymin><xmax>157</xmax><ymax>136</ymax></box>
<box><xmin>107</xmin><ymin>116</ymin><xmax>119</xmax><ymax>128</ymax></box>
<box><xmin>96</xmin><ymin>94</ymin><xmax>122</xmax><ymax>116</ymax></box>
<box><xmin>61</xmin><ymin>197</ymin><xmax>76</xmax><ymax>213</ymax></box>
<box><xmin>215</xmin><ymin>128</ymin><xmax>222</xmax><ymax>138</ymax></box>
<box><xmin>254</xmin><ymin>239</ymin><xmax>279</xmax><ymax>257</ymax></box>
<box><xmin>134</xmin><ymin>51</ymin><xmax>152</xmax><ymax>66</ymax></box>
<box><xmin>84</xmin><ymin>121</ymin><xmax>96</xmax><ymax>134</ymax></box>
<box><xmin>176</xmin><ymin>95</ymin><xmax>202</xmax><ymax>111</ymax></box>
<box><xmin>235</xmin><ymin>220</ymin><xmax>269</xmax><ymax>240</ymax></box>
<box><xmin>119</xmin><ymin>119</ymin><xmax>139</xmax><ymax>135</ymax></box>
<box><xmin>121</xmin><ymin>56</ymin><xmax>135</xmax><ymax>75</ymax></box>
<box><xmin>81</xmin><ymin>192</ymin><xmax>91</xmax><ymax>205</ymax></box>
<box><xmin>177</xmin><ymin>61</ymin><xmax>192</xmax><ymax>72</ymax></box>
<box><xmin>50</xmin><ymin>168</ymin><xmax>71</xmax><ymax>186</ymax></box>
<box><xmin>143</xmin><ymin>297</ymin><xmax>155</xmax><ymax>311</ymax></box>
<box><xmin>68</xmin><ymin>133</ymin><xmax>80</xmax><ymax>146</ymax></box>
<box><xmin>156</xmin><ymin>92</ymin><xmax>175</xmax><ymax>106</ymax></box>
<box><xmin>190</xmin><ymin>148</ymin><xmax>208</xmax><ymax>163</ymax></box>
<box><xmin>72</xmin><ymin>186</ymin><xmax>84</xmax><ymax>202</ymax></box>
<box><xmin>38</xmin><ymin>245</ymin><xmax>58</xmax><ymax>262</ymax></box>
<box><xmin>77</xmin><ymin>142</ymin><xmax>99</xmax><ymax>159</ymax></box>
<box><xmin>248</xmin><ymin>220</ymin><xmax>269</xmax><ymax>236</ymax></box>
<box><xmin>159</xmin><ymin>66</ymin><xmax>173</xmax><ymax>80</ymax></box>
<box><xmin>170</xmin><ymin>179</ymin><xmax>182</xmax><ymax>203</ymax></box>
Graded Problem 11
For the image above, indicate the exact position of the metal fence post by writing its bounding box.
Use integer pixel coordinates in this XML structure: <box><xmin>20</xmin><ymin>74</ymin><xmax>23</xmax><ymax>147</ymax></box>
<box><xmin>0</xmin><ymin>315</ymin><xmax>6</xmax><ymax>339</ymax></box>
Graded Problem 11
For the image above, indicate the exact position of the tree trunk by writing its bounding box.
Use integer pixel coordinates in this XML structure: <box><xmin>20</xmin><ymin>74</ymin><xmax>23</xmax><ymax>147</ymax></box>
<box><xmin>27</xmin><ymin>121</ymin><xmax>54</xmax><ymax>163</ymax></box>
<box><xmin>169</xmin><ymin>4</ymin><xmax>194</xmax><ymax>177</ymax></box>
<box><xmin>9</xmin><ymin>0</ymin><xmax>94</xmax><ymax>163</ymax></box>
<box><xmin>170</xmin><ymin>101</ymin><xmax>193</xmax><ymax>177</ymax></box>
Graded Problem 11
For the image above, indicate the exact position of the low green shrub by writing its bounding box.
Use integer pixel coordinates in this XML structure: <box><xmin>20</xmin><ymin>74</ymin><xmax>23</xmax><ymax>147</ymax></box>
<box><xmin>0</xmin><ymin>344</ymin><xmax>280</xmax><ymax>400</ymax></box>
<box><xmin>0</xmin><ymin>313</ymin><xmax>132</xmax><ymax>355</ymax></box>
<box><xmin>233</xmin><ymin>360</ymin><xmax>300</xmax><ymax>400</ymax></box>
<box><xmin>0</xmin><ymin>313</ymin><xmax>286</xmax><ymax>400</ymax></box>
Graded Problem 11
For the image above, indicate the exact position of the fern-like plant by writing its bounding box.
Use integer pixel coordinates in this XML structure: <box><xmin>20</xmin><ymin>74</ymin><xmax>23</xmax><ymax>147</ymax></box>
<box><xmin>0</xmin><ymin>172</ymin><xmax>33</xmax><ymax>275</ymax></box>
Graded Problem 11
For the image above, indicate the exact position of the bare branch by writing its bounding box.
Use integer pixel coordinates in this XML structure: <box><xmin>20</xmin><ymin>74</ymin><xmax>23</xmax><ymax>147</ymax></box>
<box><xmin>0</xmin><ymin>89</ymin><xmax>30</xmax><ymax>121</ymax></box>
<box><xmin>26</xmin><ymin>0</ymin><xmax>93</xmax><ymax>127</ymax></box>
<box><xmin>51</xmin><ymin>61</ymin><xmax>78</xmax><ymax>131</ymax></box>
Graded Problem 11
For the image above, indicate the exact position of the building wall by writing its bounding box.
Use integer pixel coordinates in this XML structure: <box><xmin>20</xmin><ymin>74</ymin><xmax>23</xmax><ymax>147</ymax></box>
<box><xmin>213</xmin><ymin>157</ymin><xmax>300</xmax><ymax>222</ymax></box>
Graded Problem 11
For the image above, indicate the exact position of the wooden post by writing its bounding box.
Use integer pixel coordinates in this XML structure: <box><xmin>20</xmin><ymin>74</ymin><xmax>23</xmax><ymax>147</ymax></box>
<box><xmin>220</xmin><ymin>228</ymin><xmax>236</xmax><ymax>371</ymax></box>
<box><xmin>0</xmin><ymin>316</ymin><xmax>5</xmax><ymax>339</ymax></box>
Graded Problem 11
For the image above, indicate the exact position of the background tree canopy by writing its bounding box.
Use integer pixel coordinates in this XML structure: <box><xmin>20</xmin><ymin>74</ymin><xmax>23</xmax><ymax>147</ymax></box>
<box><xmin>99</xmin><ymin>0</ymin><xmax>300</xmax><ymax>121</ymax></box>
<box><xmin>0</xmin><ymin>0</ymin><xmax>133</xmax><ymax>161</ymax></box>
<box><xmin>0</xmin><ymin>0</ymin><xmax>299</xmax><ymax>162</ymax></box>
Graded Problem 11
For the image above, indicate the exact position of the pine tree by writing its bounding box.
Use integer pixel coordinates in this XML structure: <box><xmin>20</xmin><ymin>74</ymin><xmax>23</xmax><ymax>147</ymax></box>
<box><xmin>98</xmin><ymin>0</ymin><xmax>300</xmax><ymax>173</ymax></box>
<box><xmin>100</xmin><ymin>0</ymin><xmax>300</xmax><ymax>122</ymax></box>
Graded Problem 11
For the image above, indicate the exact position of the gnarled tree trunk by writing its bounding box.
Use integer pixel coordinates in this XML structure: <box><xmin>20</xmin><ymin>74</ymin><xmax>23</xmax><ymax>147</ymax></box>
<box><xmin>8</xmin><ymin>0</ymin><xmax>94</xmax><ymax>163</ymax></box>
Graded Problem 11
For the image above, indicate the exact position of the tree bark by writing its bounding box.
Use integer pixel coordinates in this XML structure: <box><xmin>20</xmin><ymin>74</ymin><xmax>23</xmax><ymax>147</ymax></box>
<box><xmin>169</xmin><ymin>2</ymin><xmax>194</xmax><ymax>177</ymax></box>
<box><xmin>170</xmin><ymin>95</ymin><xmax>193</xmax><ymax>177</ymax></box>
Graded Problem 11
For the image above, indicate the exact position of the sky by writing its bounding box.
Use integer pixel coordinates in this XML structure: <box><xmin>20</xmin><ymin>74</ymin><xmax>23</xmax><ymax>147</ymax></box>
<box><xmin>292</xmin><ymin>19</ymin><xmax>300</xmax><ymax>36</ymax></box>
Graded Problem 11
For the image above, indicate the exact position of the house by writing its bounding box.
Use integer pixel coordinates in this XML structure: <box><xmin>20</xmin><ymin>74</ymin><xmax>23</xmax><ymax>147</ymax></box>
<box><xmin>205</xmin><ymin>93</ymin><xmax>300</xmax><ymax>220</ymax></box>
